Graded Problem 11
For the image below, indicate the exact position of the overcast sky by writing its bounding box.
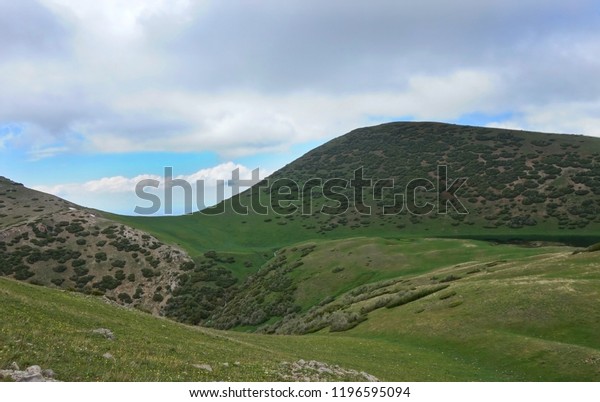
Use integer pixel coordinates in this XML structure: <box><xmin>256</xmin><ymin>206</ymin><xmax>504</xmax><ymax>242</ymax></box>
<box><xmin>1</xmin><ymin>0</ymin><xmax>599</xmax><ymax>214</ymax></box>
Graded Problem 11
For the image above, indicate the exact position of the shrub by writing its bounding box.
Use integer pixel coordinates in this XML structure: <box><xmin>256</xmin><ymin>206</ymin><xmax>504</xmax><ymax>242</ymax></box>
<box><xmin>52</xmin><ymin>265</ymin><xmax>67</xmax><ymax>273</ymax></box>
<box><xmin>51</xmin><ymin>278</ymin><xmax>65</xmax><ymax>286</ymax></box>
<box><xmin>439</xmin><ymin>291</ymin><xmax>457</xmax><ymax>300</ymax></box>
<box><xmin>179</xmin><ymin>261</ymin><xmax>196</xmax><ymax>271</ymax></box>
<box><xmin>141</xmin><ymin>268</ymin><xmax>155</xmax><ymax>278</ymax></box>
<box><xmin>118</xmin><ymin>293</ymin><xmax>133</xmax><ymax>304</ymax></box>
<box><xmin>440</xmin><ymin>275</ymin><xmax>461</xmax><ymax>283</ymax></box>
<box><xmin>93</xmin><ymin>275</ymin><xmax>121</xmax><ymax>291</ymax></box>
<box><xmin>73</xmin><ymin>266</ymin><xmax>89</xmax><ymax>277</ymax></box>
<box><xmin>111</xmin><ymin>259</ymin><xmax>126</xmax><ymax>268</ymax></box>
<box><xmin>152</xmin><ymin>293</ymin><xmax>164</xmax><ymax>302</ymax></box>
<box><xmin>386</xmin><ymin>285</ymin><xmax>449</xmax><ymax>309</ymax></box>
<box><xmin>329</xmin><ymin>311</ymin><xmax>367</xmax><ymax>332</ymax></box>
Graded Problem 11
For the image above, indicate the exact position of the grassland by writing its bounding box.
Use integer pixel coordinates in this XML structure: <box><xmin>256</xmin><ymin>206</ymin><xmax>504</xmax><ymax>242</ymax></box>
<box><xmin>3</xmin><ymin>122</ymin><xmax>600</xmax><ymax>381</ymax></box>
<box><xmin>3</xmin><ymin>237</ymin><xmax>599</xmax><ymax>381</ymax></box>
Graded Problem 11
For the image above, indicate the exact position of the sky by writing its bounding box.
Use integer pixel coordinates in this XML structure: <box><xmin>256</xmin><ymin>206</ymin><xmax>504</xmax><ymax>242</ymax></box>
<box><xmin>1</xmin><ymin>0</ymin><xmax>599</xmax><ymax>215</ymax></box>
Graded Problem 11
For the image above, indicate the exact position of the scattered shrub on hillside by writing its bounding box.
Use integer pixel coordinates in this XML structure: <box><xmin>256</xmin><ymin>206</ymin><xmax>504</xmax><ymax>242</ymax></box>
<box><xmin>329</xmin><ymin>311</ymin><xmax>367</xmax><ymax>332</ymax></box>
<box><xmin>94</xmin><ymin>252</ymin><xmax>107</xmax><ymax>262</ymax></box>
<box><xmin>439</xmin><ymin>291</ymin><xmax>456</xmax><ymax>300</ymax></box>
<box><xmin>386</xmin><ymin>285</ymin><xmax>449</xmax><ymax>309</ymax></box>
<box><xmin>111</xmin><ymin>259</ymin><xmax>126</xmax><ymax>268</ymax></box>
<box><xmin>118</xmin><ymin>293</ymin><xmax>133</xmax><ymax>304</ymax></box>
<box><xmin>141</xmin><ymin>268</ymin><xmax>155</xmax><ymax>278</ymax></box>
<box><xmin>93</xmin><ymin>275</ymin><xmax>121</xmax><ymax>291</ymax></box>
<box><xmin>439</xmin><ymin>275</ymin><xmax>461</xmax><ymax>283</ymax></box>
<box><xmin>180</xmin><ymin>261</ymin><xmax>195</xmax><ymax>271</ymax></box>
<box><xmin>52</xmin><ymin>265</ymin><xmax>67</xmax><ymax>273</ymax></box>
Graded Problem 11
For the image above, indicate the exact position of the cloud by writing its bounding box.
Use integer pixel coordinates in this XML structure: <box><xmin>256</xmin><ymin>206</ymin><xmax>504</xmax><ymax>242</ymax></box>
<box><xmin>32</xmin><ymin>161</ymin><xmax>270</xmax><ymax>214</ymax></box>
<box><xmin>1</xmin><ymin>0</ymin><xmax>600</xmax><ymax>162</ymax></box>
<box><xmin>0</xmin><ymin>0</ymin><xmax>70</xmax><ymax>59</ymax></box>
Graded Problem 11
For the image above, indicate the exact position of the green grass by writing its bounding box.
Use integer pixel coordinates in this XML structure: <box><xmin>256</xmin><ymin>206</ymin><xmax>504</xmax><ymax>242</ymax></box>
<box><xmin>2</xmin><ymin>239</ymin><xmax>600</xmax><ymax>381</ymax></box>
<box><xmin>5</xmin><ymin>123</ymin><xmax>600</xmax><ymax>381</ymax></box>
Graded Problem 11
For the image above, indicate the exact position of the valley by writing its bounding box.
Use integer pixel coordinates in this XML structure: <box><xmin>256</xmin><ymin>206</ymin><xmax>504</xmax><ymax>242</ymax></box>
<box><xmin>2</xmin><ymin>122</ymin><xmax>600</xmax><ymax>381</ymax></box>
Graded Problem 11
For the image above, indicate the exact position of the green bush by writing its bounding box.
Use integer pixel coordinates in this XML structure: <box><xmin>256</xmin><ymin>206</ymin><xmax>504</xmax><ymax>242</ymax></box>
<box><xmin>52</xmin><ymin>265</ymin><xmax>67</xmax><ymax>273</ymax></box>
<box><xmin>118</xmin><ymin>293</ymin><xmax>133</xmax><ymax>304</ymax></box>
<box><xmin>141</xmin><ymin>268</ymin><xmax>155</xmax><ymax>278</ymax></box>
<box><xmin>111</xmin><ymin>259</ymin><xmax>126</xmax><ymax>268</ymax></box>
<box><xmin>93</xmin><ymin>275</ymin><xmax>121</xmax><ymax>291</ymax></box>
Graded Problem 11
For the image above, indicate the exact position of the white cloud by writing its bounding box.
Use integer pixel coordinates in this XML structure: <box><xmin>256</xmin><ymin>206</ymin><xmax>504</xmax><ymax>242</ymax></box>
<box><xmin>32</xmin><ymin>161</ymin><xmax>271</xmax><ymax>215</ymax></box>
<box><xmin>1</xmin><ymin>0</ymin><xmax>600</xmax><ymax>161</ymax></box>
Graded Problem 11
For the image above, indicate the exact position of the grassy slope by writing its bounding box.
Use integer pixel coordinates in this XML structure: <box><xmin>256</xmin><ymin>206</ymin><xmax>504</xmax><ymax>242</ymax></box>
<box><xmin>111</xmin><ymin>122</ymin><xmax>600</xmax><ymax>260</ymax></box>
<box><xmin>2</xmin><ymin>238</ymin><xmax>599</xmax><ymax>381</ymax></box>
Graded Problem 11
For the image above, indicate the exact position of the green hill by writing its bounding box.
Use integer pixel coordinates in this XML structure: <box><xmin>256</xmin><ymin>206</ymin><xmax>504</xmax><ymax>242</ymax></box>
<box><xmin>0</xmin><ymin>176</ymin><xmax>201</xmax><ymax>314</ymax></box>
<box><xmin>115</xmin><ymin>122</ymin><xmax>600</xmax><ymax>256</ymax></box>
<box><xmin>2</xmin><ymin>236</ymin><xmax>599</xmax><ymax>381</ymax></box>
<box><xmin>3</xmin><ymin>122</ymin><xmax>600</xmax><ymax>381</ymax></box>
<box><xmin>110</xmin><ymin>122</ymin><xmax>600</xmax><ymax>330</ymax></box>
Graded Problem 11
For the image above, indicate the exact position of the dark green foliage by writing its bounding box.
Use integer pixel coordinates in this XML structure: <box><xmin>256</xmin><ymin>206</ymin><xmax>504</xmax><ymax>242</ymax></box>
<box><xmin>180</xmin><ymin>261</ymin><xmax>195</xmax><ymax>271</ymax></box>
<box><xmin>118</xmin><ymin>293</ymin><xmax>133</xmax><ymax>304</ymax></box>
<box><xmin>111</xmin><ymin>259</ymin><xmax>126</xmax><ymax>268</ymax></box>
<box><xmin>133</xmin><ymin>287</ymin><xmax>143</xmax><ymax>299</ymax></box>
<box><xmin>52</xmin><ymin>265</ymin><xmax>67</xmax><ymax>273</ymax></box>
<box><xmin>93</xmin><ymin>275</ymin><xmax>121</xmax><ymax>291</ymax></box>
<box><xmin>94</xmin><ymin>252</ymin><xmax>107</xmax><ymax>262</ymax></box>
<box><xmin>73</xmin><ymin>266</ymin><xmax>89</xmax><ymax>277</ymax></box>
<box><xmin>141</xmin><ymin>268</ymin><xmax>155</xmax><ymax>278</ymax></box>
<box><xmin>50</xmin><ymin>278</ymin><xmax>64</xmax><ymax>286</ymax></box>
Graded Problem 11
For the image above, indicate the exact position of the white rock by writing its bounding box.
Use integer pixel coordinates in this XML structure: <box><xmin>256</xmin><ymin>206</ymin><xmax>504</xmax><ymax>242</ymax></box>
<box><xmin>192</xmin><ymin>364</ymin><xmax>213</xmax><ymax>372</ymax></box>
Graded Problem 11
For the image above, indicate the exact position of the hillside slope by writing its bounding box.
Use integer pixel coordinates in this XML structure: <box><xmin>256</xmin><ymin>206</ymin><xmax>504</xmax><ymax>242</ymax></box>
<box><xmin>3</xmin><ymin>239</ymin><xmax>599</xmax><ymax>381</ymax></box>
<box><xmin>0</xmin><ymin>177</ymin><xmax>201</xmax><ymax>314</ymax></box>
<box><xmin>116</xmin><ymin>122</ymin><xmax>600</xmax><ymax>256</ymax></box>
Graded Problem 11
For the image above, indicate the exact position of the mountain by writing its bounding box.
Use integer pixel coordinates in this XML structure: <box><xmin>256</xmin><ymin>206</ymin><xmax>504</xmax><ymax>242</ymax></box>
<box><xmin>0</xmin><ymin>176</ymin><xmax>201</xmax><ymax>314</ymax></box>
<box><xmin>112</xmin><ymin>122</ymin><xmax>600</xmax><ymax>330</ymax></box>
<box><xmin>117</xmin><ymin>122</ymin><xmax>600</xmax><ymax>257</ymax></box>
<box><xmin>3</xmin><ymin>122</ymin><xmax>600</xmax><ymax>381</ymax></box>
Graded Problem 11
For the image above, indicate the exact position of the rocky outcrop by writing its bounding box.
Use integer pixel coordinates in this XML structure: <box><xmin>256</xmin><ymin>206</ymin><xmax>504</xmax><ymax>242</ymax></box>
<box><xmin>0</xmin><ymin>363</ymin><xmax>58</xmax><ymax>382</ymax></box>
<box><xmin>278</xmin><ymin>359</ymin><xmax>379</xmax><ymax>382</ymax></box>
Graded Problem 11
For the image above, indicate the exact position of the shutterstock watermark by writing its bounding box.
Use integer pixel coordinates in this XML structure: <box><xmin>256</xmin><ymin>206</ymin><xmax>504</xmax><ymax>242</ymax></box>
<box><xmin>134</xmin><ymin>166</ymin><xmax>468</xmax><ymax>216</ymax></box>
